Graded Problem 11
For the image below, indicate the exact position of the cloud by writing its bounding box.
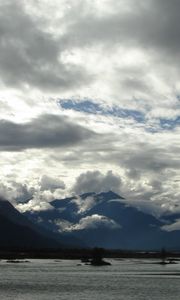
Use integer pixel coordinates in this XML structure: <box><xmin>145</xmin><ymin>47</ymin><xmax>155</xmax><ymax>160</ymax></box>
<box><xmin>0</xmin><ymin>114</ymin><xmax>96</xmax><ymax>151</ymax></box>
<box><xmin>0</xmin><ymin>182</ymin><xmax>13</xmax><ymax>201</ymax></box>
<box><xmin>62</xmin><ymin>0</ymin><xmax>180</xmax><ymax>61</ymax></box>
<box><xmin>59</xmin><ymin>214</ymin><xmax>121</xmax><ymax>231</ymax></box>
<box><xmin>17</xmin><ymin>198</ymin><xmax>54</xmax><ymax>213</ymax></box>
<box><xmin>0</xmin><ymin>181</ymin><xmax>34</xmax><ymax>204</ymax></box>
<box><xmin>73</xmin><ymin>195</ymin><xmax>97</xmax><ymax>214</ymax></box>
<box><xmin>161</xmin><ymin>219</ymin><xmax>180</xmax><ymax>232</ymax></box>
<box><xmin>56</xmin><ymin>0</ymin><xmax>180</xmax><ymax>120</ymax></box>
<box><xmin>72</xmin><ymin>170</ymin><xmax>122</xmax><ymax>194</ymax></box>
<box><xmin>1</xmin><ymin>0</ymin><xmax>180</xmax><ymax>115</ymax></box>
<box><xmin>40</xmin><ymin>175</ymin><xmax>65</xmax><ymax>191</ymax></box>
<box><xmin>0</xmin><ymin>0</ymin><xmax>179</xmax><ymax>217</ymax></box>
<box><xmin>54</xmin><ymin>219</ymin><xmax>74</xmax><ymax>233</ymax></box>
<box><xmin>11</xmin><ymin>182</ymin><xmax>35</xmax><ymax>203</ymax></box>
<box><xmin>0</xmin><ymin>1</ymin><xmax>92</xmax><ymax>92</ymax></box>
<box><xmin>16</xmin><ymin>186</ymin><xmax>67</xmax><ymax>213</ymax></box>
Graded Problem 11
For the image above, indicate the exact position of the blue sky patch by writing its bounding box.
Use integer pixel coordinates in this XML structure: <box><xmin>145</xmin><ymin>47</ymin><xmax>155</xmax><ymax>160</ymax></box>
<box><xmin>160</xmin><ymin>117</ymin><xmax>180</xmax><ymax>130</ymax></box>
<box><xmin>59</xmin><ymin>99</ymin><xmax>145</xmax><ymax>123</ymax></box>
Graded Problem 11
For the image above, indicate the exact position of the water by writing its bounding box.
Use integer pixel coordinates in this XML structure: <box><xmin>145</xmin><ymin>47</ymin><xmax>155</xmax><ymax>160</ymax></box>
<box><xmin>0</xmin><ymin>258</ymin><xmax>180</xmax><ymax>299</ymax></box>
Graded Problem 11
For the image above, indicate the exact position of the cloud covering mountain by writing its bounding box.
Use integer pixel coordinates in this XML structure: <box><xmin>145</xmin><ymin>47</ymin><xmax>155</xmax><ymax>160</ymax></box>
<box><xmin>24</xmin><ymin>191</ymin><xmax>180</xmax><ymax>250</ymax></box>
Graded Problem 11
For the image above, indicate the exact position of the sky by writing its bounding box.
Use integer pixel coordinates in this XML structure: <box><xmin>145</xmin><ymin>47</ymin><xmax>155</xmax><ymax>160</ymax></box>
<box><xmin>0</xmin><ymin>0</ymin><xmax>179</xmax><ymax>214</ymax></box>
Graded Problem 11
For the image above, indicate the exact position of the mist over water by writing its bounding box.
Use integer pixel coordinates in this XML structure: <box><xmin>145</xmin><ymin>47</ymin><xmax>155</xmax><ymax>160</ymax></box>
<box><xmin>0</xmin><ymin>259</ymin><xmax>179</xmax><ymax>300</ymax></box>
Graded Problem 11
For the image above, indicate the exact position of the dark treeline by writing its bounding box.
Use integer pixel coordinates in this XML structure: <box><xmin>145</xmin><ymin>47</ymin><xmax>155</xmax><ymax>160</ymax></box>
<box><xmin>0</xmin><ymin>247</ymin><xmax>180</xmax><ymax>260</ymax></box>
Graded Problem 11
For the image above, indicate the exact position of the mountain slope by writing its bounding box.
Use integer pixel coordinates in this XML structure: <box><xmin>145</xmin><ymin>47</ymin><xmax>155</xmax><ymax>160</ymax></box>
<box><xmin>0</xmin><ymin>200</ymin><xmax>60</xmax><ymax>249</ymax></box>
<box><xmin>0</xmin><ymin>200</ymin><xmax>86</xmax><ymax>248</ymax></box>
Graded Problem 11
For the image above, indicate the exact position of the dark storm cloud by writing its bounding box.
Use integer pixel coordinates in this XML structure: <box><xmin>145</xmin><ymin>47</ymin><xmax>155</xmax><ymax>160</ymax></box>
<box><xmin>0</xmin><ymin>114</ymin><xmax>96</xmax><ymax>151</ymax></box>
<box><xmin>63</xmin><ymin>0</ymin><xmax>180</xmax><ymax>64</ymax></box>
<box><xmin>147</xmin><ymin>0</ymin><xmax>180</xmax><ymax>55</ymax></box>
<box><xmin>0</xmin><ymin>1</ymin><xmax>91</xmax><ymax>91</ymax></box>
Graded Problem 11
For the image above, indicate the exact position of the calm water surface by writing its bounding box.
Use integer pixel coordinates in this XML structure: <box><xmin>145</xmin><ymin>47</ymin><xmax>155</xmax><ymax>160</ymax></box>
<box><xmin>0</xmin><ymin>258</ymin><xmax>180</xmax><ymax>299</ymax></box>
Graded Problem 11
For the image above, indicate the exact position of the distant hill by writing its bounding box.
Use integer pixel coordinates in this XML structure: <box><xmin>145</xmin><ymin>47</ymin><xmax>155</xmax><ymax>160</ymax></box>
<box><xmin>24</xmin><ymin>191</ymin><xmax>180</xmax><ymax>250</ymax></box>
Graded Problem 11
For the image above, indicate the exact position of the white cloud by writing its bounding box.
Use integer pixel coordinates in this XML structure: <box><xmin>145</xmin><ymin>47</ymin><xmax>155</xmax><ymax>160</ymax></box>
<box><xmin>72</xmin><ymin>170</ymin><xmax>122</xmax><ymax>194</ymax></box>
<box><xmin>161</xmin><ymin>219</ymin><xmax>180</xmax><ymax>232</ymax></box>
<box><xmin>40</xmin><ymin>175</ymin><xmax>65</xmax><ymax>191</ymax></box>
<box><xmin>72</xmin><ymin>195</ymin><xmax>97</xmax><ymax>214</ymax></box>
<box><xmin>54</xmin><ymin>219</ymin><xmax>74</xmax><ymax>232</ymax></box>
<box><xmin>59</xmin><ymin>214</ymin><xmax>121</xmax><ymax>231</ymax></box>
<box><xmin>17</xmin><ymin>198</ymin><xmax>54</xmax><ymax>213</ymax></box>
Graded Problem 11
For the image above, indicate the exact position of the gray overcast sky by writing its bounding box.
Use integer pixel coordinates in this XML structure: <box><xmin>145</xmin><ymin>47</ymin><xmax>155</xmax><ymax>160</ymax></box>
<box><xmin>0</xmin><ymin>0</ymin><xmax>179</xmax><ymax>214</ymax></box>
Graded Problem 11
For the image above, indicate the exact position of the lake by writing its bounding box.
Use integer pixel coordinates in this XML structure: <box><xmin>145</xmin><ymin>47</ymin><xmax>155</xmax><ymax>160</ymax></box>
<box><xmin>0</xmin><ymin>258</ymin><xmax>180</xmax><ymax>299</ymax></box>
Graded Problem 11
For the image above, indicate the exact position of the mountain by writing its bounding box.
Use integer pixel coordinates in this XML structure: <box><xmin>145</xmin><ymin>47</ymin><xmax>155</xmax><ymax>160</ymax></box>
<box><xmin>0</xmin><ymin>199</ymin><xmax>61</xmax><ymax>249</ymax></box>
<box><xmin>0</xmin><ymin>199</ymin><xmax>85</xmax><ymax>249</ymax></box>
<box><xmin>24</xmin><ymin>191</ymin><xmax>180</xmax><ymax>251</ymax></box>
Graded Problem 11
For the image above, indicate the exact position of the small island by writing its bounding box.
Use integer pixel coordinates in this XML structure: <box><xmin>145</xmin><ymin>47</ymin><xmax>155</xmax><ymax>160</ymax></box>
<box><xmin>90</xmin><ymin>248</ymin><xmax>111</xmax><ymax>266</ymax></box>
<box><xmin>80</xmin><ymin>248</ymin><xmax>111</xmax><ymax>266</ymax></box>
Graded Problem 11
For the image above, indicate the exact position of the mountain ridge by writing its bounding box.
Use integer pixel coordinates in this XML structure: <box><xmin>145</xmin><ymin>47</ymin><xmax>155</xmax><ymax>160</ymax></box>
<box><xmin>23</xmin><ymin>191</ymin><xmax>180</xmax><ymax>251</ymax></box>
